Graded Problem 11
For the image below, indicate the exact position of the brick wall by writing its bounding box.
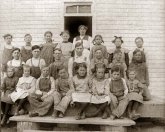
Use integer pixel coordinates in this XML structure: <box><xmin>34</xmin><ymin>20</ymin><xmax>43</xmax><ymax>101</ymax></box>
<box><xmin>0</xmin><ymin>0</ymin><xmax>165</xmax><ymax>97</ymax></box>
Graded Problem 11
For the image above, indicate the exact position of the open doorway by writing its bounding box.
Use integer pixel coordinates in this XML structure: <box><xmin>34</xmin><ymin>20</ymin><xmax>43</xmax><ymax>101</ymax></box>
<box><xmin>64</xmin><ymin>16</ymin><xmax>92</xmax><ymax>42</ymax></box>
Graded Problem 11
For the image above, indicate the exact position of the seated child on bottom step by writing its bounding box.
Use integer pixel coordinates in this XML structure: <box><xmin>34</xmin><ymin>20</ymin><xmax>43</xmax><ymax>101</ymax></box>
<box><xmin>70</xmin><ymin>63</ymin><xmax>91</xmax><ymax>120</ymax></box>
<box><xmin>52</xmin><ymin>67</ymin><xmax>74</xmax><ymax>118</ymax></box>
<box><xmin>86</xmin><ymin>65</ymin><xmax>110</xmax><ymax>119</ymax></box>
<box><xmin>109</xmin><ymin>66</ymin><xmax>129</xmax><ymax>120</ymax></box>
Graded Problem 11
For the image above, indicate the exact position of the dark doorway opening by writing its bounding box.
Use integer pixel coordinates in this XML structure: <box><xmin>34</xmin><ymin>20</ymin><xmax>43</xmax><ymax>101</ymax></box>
<box><xmin>64</xmin><ymin>16</ymin><xmax>92</xmax><ymax>42</ymax></box>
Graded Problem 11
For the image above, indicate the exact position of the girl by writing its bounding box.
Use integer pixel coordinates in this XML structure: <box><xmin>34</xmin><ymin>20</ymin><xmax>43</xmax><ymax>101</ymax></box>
<box><xmin>86</xmin><ymin>66</ymin><xmax>110</xmax><ymax>119</ymax></box>
<box><xmin>40</xmin><ymin>31</ymin><xmax>58</xmax><ymax>65</ymax></box>
<box><xmin>53</xmin><ymin>67</ymin><xmax>74</xmax><ymax>118</ymax></box>
<box><xmin>1</xmin><ymin>67</ymin><xmax>19</xmax><ymax>125</ymax></box>
<box><xmin>109</xmin><ymin>36</ymin><xmax>129</xmax><ymax>68</ymax></box>
<box><xmin>109</xmin><ymin>66</ymin><xmax>129</xmax><ymax>120</ymax></box>
<box><xmin>109</xmin><ymin>50</ymin><xmax>127</xmax><ymax>79</ymax></box>
<box><xmin>20</xmin><ymin>34</ymin><xmax>33</xmax><ymax>62</ymax></box>
<box><xmin>71</xmin><ymin>63</ymin><xmax>91</xmax><ymax>120</ymax></box>
<box><xmin>90</xmin><ymin>48</ymin><xmax>109</xmax><ymax>76</ymax></box>
<box><xmin>10</xmin><ymin>65</ymin><xmax>36</xmax><ymax>115</ymax></box>
<box><xmin>127</xmin><ymin>70</ymin><xmax>145</xmax><ymax>120</ymax></box>
<box><xmin>49</xmin><ymin>48</ymin><xmax>67</xmax><ymax>80</ymax></box>
<box><xmin>26</xmin><ymin>45</ymin><xmax>46</xmax><ymax>79</ymax></box>
<box><xmin>2</xmin><ymin>34</ymin><xmax>14</xmax><ymax>74</ymax></box>
<box><xmin>129</xmin><ymin>37</ymin><xmax>147</xmax><ymax>63</ymax></box>
<box><xmin>28</xmin><ymin>66</ymin><xmax>55</xmax><ymax>117</ymax></box>
<box><xmin>57</xmin><ymin>30</ymin><xmax>72</xmax><ymax>61</ymax></box>
<box><xmin>68</xmin><ymin>42</ymin><xmax>90</xmax><ymax>78</ymax></box>
<box><xmin>89</xmin><ymin>35</ymin><xmax>108</xmax><ymax>60</ymax></box>
<box><xmin>72</xmin><ymin>25</ymin><xmax>93</xmax><ymax>51</ymax></box>
<box><xmin>7</xmin><ymin>48</ymin><xmax>25</xmax><ymax>77</ymax></box>
<box><xmin>129</xmin><ymin>49</ymin><xmax>151</xmax><ymax>101</ymax></box>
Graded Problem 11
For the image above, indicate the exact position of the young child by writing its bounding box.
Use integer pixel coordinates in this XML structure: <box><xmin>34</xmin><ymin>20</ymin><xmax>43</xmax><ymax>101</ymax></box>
<box><xmin>109</xmin><ymin>36</ymin><xmax>129</xmax><ymax>68</ymax></box>
<box><xmin>40</xmin><ymin>31</ymin><xmax>58</xmax><ymax>65</ymax></box>
<box><xmin>129</xmin><ymin>49</ymin><xmax>151</xmax><ymax>101</ymax></box>
<box><xmin>127</xmin><ymin>70</ymin><xmax>145</xmax><ymax>120</ymax></box>
<box><xmin>10</xmin><ymin>65</ymin><xmax>36</xmax><ymax>115</ymax></box>
<box><xmin>71</xmin><ymin>63</ymin><xmax>91</xmax><ymax>120</ymax></box>
<box><xmin>109</xmin><ymin>50</ymin><xmax>127</xmax><ymax>79</ymax></box>
<box><xmin>49</xmin><ymin>48</ymin><xmax>67</xmax><ymax>80</ymax></box>
<box><xmin>109</xmin><ymin>66</ymin><xmax>129</xmax><ymax>120</ymax></box>
<box><xmin>2</xmin><ymin>34</ymin><xmax>14</xmax><ymax>74</ymax></box>
<box><xmin>1</xmin><ymin>67</ymin><xmax>19</xmax><ymax>125</ymax></box>
<box><xmin>68</xmin><ymin>42</ymin><xmax>90</xmax><ymax>78</ymax></box>
<box><xmin>28</xmin><ymin>66</ymin><xmax>55</xmax><ymax>117</ymax></box>
<box><xmin>20</xmin><ymin>34</ymin><xmax>33</xmax><ymax>62</ymax></box>
<box><xmin>57</xmin><ymin>30</ymin><xmax>72</xmax><ymax>61</ymax></box>
<box><xmin>7</xmin><ymin>48</ymin><xmax>25</xmax><ymax>77</ymax></box>
<box><xmin>72</xmin><ymin>25</ymin><xmax>93</xmax><ymax>51</ymax></box>
<box><xmin>52</xmin><ymin>67</ymin><xmax>74</xmax><ymax>118</ymax></box>
<box><xmin>90</xmin><ymin>48</ymin><xmax>109</xmax><ymax>76</ymax></box>
<box><xmin>129</xmin><ymin>37</ymin><xmax>147</xmax><ymax>63</ymax></box>
<box><xmin>26</xmin><ymin>45</ymin><xmax>46</xmax><ymax>79</ymax></box>
<box><xmin>86</xmin><ymin>66</ymin><xmax>110</xmax><ymax>119</ymax></box>
<box><xmin>89</xmin><ymin>35</ymin><xmax>108</xmax><ymax>60</ymax></box>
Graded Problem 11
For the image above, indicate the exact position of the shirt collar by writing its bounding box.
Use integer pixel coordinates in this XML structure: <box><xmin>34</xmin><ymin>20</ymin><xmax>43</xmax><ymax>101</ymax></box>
<box><xmin>40</xmin><ymin>75</ymin><xmax>50</xmax><ymax>79</ymax></box>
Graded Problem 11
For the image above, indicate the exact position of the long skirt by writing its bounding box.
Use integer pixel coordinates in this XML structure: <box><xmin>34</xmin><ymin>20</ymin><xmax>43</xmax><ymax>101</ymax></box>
<box><xmin>127</xmin><ymin>92</ymin><xmax>143</xmax><ymax>104</ymax></box>
<box><xmin>91</xmin><ymin>95</ymin><xmax>110</xmax><ymax>104</ymax></box>
<box><xmin>1</xmin><ymin>90</ymin><xmax>14</xmax><ymax>104</ymax></box>
<box><xmin>28</xmin><ymin>93</ymin><xmax>54</xmax><ymax>116</ymax></box>
<box><xmin>72</xmin><ymin>92</ymin><xmax>91</xmax><ymax>103</ymax></box>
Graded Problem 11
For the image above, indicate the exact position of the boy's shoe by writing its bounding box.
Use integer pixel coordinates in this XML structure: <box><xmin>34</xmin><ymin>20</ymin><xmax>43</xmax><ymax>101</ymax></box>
<box><xmin>75</xmin><ymin>113</ymin><xmax>81</xmax><ymax>120</ymax></box>
<box><xmin>132</xmin><ymin>113</ymin><xmax>140</xmax><ymax>120</ymax></box>
<box><xmin>102</xmin><ymin>111</ymin><xmax>108</xmax><ymax>119</ymax></box>
<box><xmin>81</xmin><ymin>112</ymin><xmax>86</xmax><ymax>119</ymax></box>
<box><xmin>18</xmin><ymin>109</ymin><xmax>25</xmax><ymax>115</ymax></box>
<box><xmin>29</xmin><ymin>112</ymin><xmax>39</xmax><ymax>117</ymax></box>
<box><xmin>52</xmin><ymin>110</ymin><xmax>58</xmax><ymax>118</ymax></box>
<box><xmin>59</xmin><ymin>113</ymin><xmax>64</xmax><ymax>118</ymax></box>
<box><xmin>110</xmin><ymin>115</ymin><xmax>116</xmax><ymax>120</ymax></box>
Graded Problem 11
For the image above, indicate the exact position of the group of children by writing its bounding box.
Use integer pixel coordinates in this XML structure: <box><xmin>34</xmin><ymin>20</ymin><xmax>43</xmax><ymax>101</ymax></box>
<box><xmin>1</xmin><ymin>25</ymin><xmax>151</xmax><ymax>126</ymax></box>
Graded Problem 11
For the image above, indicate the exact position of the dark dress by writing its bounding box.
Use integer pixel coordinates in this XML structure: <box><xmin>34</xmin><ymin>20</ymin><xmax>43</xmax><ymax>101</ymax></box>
<box><xmin>1</xmin><ymin>76</ymin><xmax>19</xmax><ymax>104</ymax></box>
<box><xmin>30</xmin><ymin>59</ymin><xmax>41</xmax><ymax>79</ymax></box>
<box><xmin>20</xmin><ymin>46</ymin><xmax>32</xmax><ymax>62</ymax></box>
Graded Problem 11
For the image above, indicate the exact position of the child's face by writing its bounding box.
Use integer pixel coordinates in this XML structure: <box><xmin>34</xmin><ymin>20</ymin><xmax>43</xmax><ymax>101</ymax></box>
<box><xmin>24</xmin><ymin>68</ymin><xmax>30</xmax><ymax>77</ymax></box>
<box><xmin>96</xmin><ymin>68</ymin><xmax>105</xmax><ymax>79</ymax></box>
<box><xmin>78</xmin><ymin>67</ymin><xmax>86</xmax><ymax>77</ymax></box>
<box><xmin>12</xmin><ymin>50</ymin><xmax>20</xmax><ymax>60</ymax></box>
<box><xmin>5</xmin><ymin>36</ymin><xmax>12</xmax><ymax>44</ymax></box>
<box><xmin>53</xmin><ymin>50</ymin><xmax>61</xmax><ymax>60</ymax></box>
<box><xmin>134</xmin><ymin>52</ymin><xmax>142</xmax><ymax>61</ymax></box>
<box><xmin>7</xmin><ymin>69</ymin><xmax>14</xmax><ymax>77</ymax></box>
<box><xmin>114</xmin><ymin>38</ymin><xmax>122</xmax><ymax>48</ymax></box>
<box><xmin>42</xmin><ymin>67</ymin><xmax>49</xmax><ymax>77</ymax></box>
<box><xmin>59</xmin><ymin>69</ymin><xmax>68</xmax><ymax>79</ymax></box>
<box><xmin>75</xmin><ymin>45</ymin><xmax>83</xmax><ymax>56</ymax></box>
<box><xmin>95</xmin><ymin>36</ymin><xmax>102</xmax><ymax>45</ymax></box>
<box><xmin>79</xmin><ymin>27</ymin><xmax>86</xmax><ymax>36</ymax></box>
<box><xmin>62</xmin><ymin>33</ymin><xmax>69</xmax><ymax>42</ymax></box>
<box><xmin>32</xmin><ymin>49</ymin><xmax>40</xmax><ymax>58</ymax></box>
<box><xmin>45</xmin><ymin>33</ymin><xmax>52</xmax><ymax>42</ymax></box>
<box><xmin>95</xmin><ymin>50</ymin><xmax>103</xmax><ymax>59</ymax></box>
<box><xmin>24</xmin><ymin>35</ymin><xmax>32</xmax><ymax>44</ymax></box>
<box><xmin>129</xmin><ymin>71</ymin><xmax>136</xmax><ymax>80</ymax></box>
<box><xmin>115</xmin><ymin>53</ymin><xmax>122</xmax><ymax>61</ymax></box>
<box><xmin>112</xmin><ymin>71</ymin><xmax>121</xmax><ymax>80</ymax></box>
<box><xmin>135</xmin><ymin>39</ymin><xmax>143</xmax><ymax>48</ymax></box>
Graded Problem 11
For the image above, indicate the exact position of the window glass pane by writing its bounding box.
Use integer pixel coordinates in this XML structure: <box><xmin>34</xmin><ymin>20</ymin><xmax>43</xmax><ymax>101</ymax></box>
<box><xmin>66</xmin><ymin>5</ymin><xmax>77</xmax><ymax>13</ymax></box>
<box><xmin>79</xmin><ymin>5</ymin><xmax>91</xmax><ymax>13</ymax></box>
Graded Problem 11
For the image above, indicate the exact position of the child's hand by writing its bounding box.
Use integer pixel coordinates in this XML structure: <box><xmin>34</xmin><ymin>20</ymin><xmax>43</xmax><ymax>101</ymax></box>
<box><xmin>1</xmin><ymin>92</ymin><xmax>4</xmax><ymax>97</ymax></box>
<box><xmin>41</xmin><ymin>95</ymin><xmax>47</xmax><ymax>101</ymax></box>
<box><xmin>70</xmin><ymin>101</ymin><xmax>75</xmax><ymax>107</ymax></box>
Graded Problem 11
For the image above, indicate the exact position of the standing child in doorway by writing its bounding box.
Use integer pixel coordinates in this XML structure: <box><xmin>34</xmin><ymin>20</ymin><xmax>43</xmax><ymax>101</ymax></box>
<box><xmin>20</xmin><ymin>34</ymin><xmax>33</xmax><ymax>62</ymax></box>
<box><xmin>40</xmin><ymin>31</ymin><xmax>58</xmax><ymax>65</ymax></box>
